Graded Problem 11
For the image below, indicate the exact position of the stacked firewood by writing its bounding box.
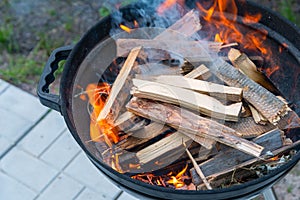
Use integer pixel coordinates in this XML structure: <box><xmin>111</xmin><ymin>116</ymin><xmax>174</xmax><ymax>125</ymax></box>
<box><xmin>93</xmin><ymin>10</ymin><xmax>300</xmax><ymax>189</ymax></box>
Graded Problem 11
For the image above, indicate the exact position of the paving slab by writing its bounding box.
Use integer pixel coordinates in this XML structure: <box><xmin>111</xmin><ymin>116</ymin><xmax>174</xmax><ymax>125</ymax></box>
<box><xmin>75</xmin><ymin>188</ymin><xmax>113</xmax><ymax>200</ymax></box>
<box><xmin>0</xmin><ymin>84</ymin><xmax>48</xmax><ymax>122</ymax></box>
<box><xmin>36</xmin><ymin>173</ymin><xmax>84</xmax><ymax>200</ymax></box>
<box><xmin>18</xmin><ymin>110</ymin><xmax>67</xmax><ymax>157</ymax></box>
<box><xmin>0</xmin><ymin>79</ymin><xmax>9</xmax><ymax>93</ymax></box>
<box><xmin>0</xmin><ymin>172</ymin><xmax>37</xmax><ymax>200</ymax></box>
<box><xmin>0</xmin><ymin>106</ymin><xmax>33</xmax><ymax>143</ymax></box>
<box><xmin>0</xmin><ymin>148</ymin><xmax>58</xmax><ymax>192</ymax></box>
<box><xmin>0</xmin><ymin>135</ymin><xmax>13</xmax><ymax>157</ymax></box>
<box><xmin>117</xmin><ymin>192</ymin><xmax>140</xmax><ymax>200</ymax></box>
<box><xmin>64</xmin><ymin>152</ymin><xmax>121</xmax><ymax>199</ymax></box>
<box><xmin>40</xmin><ymin>129</ymin><xmax>81</xmax><ymax>170</ymax></box>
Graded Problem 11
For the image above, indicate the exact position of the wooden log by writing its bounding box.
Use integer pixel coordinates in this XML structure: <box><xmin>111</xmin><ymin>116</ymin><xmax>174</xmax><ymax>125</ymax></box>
<box><xmin>248</xmin><ymin>105</ymin><xmax>268</xmax><ymax>125</ymax></box>
<box><xmin>210</xmin><ymin>58</ymin><xmax>290</xmax><ymax>124</ymax></box>
<box><xmin>136</xmin><ymin>63</ymin><xmax>181</xmax><ymax>78</ymax></box>
<box><xmin>184</xmin><ymin>64</ymin><xmax>211</xmax><ymax>80</ymax></box>
<box><xmin>155</xmin><ymin>9</ymin><xmax>202</xmax><ymax>40</ymax></box>
<box><xmin>116</xmin><ymin>122</ymin><xmax>170</xmax><ymax>151</ymax></box>
<box><xmin>113</xmin><ymin>111</ymin><xmax>143</xmax><ymax>132</ymax></box>
<box><xmin>228</xmin><ymin>48</ymin><xmax>279</xmax><ymax>93</ymax></box>
<box><xmin>277</xmin><ymin>110</ymin><xmax>300</xmax><ymax>130</ymax></box>
<box><xmin>126</xmin><ymin>98</ymin><xmax>264</xmax><ymax>157</ymax></box>
<box><xmin>97</xmin><ymin>47</ymin><xmax>142</xmax><ymax>122</ymax></box>
<box><xmin>225</xmin><ymin>117</ymin><xmax>276</xmax><ymax>138</ymax></box>
<box><xmin>190</xmin><ymin>129</ymin><xmax>283</xmax><ymax>186</ymax></box>
<box><xmin>132</xmin><ymin>79</ymin><xmax>242</xmax><ymax>122</ymax></box>
<box><xmin>151</xmin><ymin>75</ymin><xmax>243</xmax><ymax>102</ymax></box>
<box><xmin>197</xmin><ymin>139</ymin><xmax>300</xmax><ymax>189</ymax></box>
<box><xmin>116</xmin><ymin>39</ymin><xmax>219</xmax><ymax>58</ymax></box>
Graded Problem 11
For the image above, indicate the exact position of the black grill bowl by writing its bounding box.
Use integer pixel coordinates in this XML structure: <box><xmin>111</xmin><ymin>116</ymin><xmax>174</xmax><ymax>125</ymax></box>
<box><xmin>38</xmin><ymin>0</ymin><xmax>300</xmax><ymax>199</ymax></box>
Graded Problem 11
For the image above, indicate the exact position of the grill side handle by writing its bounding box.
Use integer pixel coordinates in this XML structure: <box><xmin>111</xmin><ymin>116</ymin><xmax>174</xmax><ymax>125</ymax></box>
<box><xmin>37</xmin><ymin>45</ymin><xmax>73</xmax><ymax>112</ymax></box>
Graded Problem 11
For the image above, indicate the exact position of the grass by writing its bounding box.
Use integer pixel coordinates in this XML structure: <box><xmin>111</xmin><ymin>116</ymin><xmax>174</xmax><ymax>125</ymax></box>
<box><xmin>279</xmin><ymin>0</ymin><xmax>300</xmax><ymax>26</ymax></box>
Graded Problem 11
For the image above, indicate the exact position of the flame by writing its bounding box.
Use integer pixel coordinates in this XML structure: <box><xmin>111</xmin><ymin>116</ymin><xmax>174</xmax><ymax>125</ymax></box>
<box><xmin>157</xmin><ymin>0</ymin><xmax>177</xmax><ymax>15</ymax></box>
<box><xmin>167</xmin><ymin>164</ymin><xmax>188</xmax><ymax>188</ymax></box>
<box><xmin>196</xmin><ymin>0</ymin><xmax>270</xmax><ymax>56</ymax></box>
<box><xmin>131</xmin><ymin>165</ymin><xmax>191</xmax><ymax>189</ymax></box>
<box><xmin>120</xmin><ymin>24</ymin><xmax>132</xmax><ymax>33</ymax></box>
<box><xmin>134</xmin><ymin>20</ymin><xmax>139</xmax><ymax>28</ymax></box>
<box><xmin>86</xmin><ymin>83</ymin><xmax>119</xmax><ymax>145</ymax></box>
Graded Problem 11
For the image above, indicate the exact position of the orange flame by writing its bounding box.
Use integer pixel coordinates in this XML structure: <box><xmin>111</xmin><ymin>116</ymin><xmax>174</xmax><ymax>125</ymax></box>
<box><xmin>120</xmin><ymin>24</ymin><xmax>132</xmax><ymax>33</ymax></box>
<box><xmin>167</xmin><ymin>164</ymin><xmax>188</xmax><ymax>188</ymax></box>
<box><xmin>86</xmin><ymin>83</ymin><xmax>119</xmax><ymax>146</ymax></box>
<box><xmin>196</xmin><ymin>0</ymin><xmax>269</xmax><ymax>56</ymax></box>
<box><xmin>157</xmin><ymin>0</ymin><xmax>177</xmax><ymax>15</ymax></box>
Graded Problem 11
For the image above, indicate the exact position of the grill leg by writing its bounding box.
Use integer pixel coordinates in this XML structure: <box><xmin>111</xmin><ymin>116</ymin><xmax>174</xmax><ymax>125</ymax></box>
<box><xmin>262</xmin><ymin>187</ymin><xmax>278</xmax><ymax>200</ymax></box>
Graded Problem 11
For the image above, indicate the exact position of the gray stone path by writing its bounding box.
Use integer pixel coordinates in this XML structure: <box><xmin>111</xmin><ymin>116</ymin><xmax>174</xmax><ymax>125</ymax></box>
<box><xmin>0</xmin><ymin>79</ymin><xmax>137</xmax><ymax>200</ymax></box>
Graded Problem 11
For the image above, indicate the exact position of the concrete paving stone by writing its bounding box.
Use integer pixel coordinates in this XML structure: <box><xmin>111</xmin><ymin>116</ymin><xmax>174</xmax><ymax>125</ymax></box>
<box><xmin>36</xmin><ymin>173</ymin><xmax>84</xmax><ymax>200</ymax></box>
<box><xmin>0</xmin><ymin>107</ymin><xmax>33</xmax><ymax>143</ymax></box>
<box><xmin>18</xmin><ymin>110</ymin><xmax>67</xmax><ymax>157</ymax></box>
<box><xmin>40</xmin><ymin>129</ymin><xmax>81</xmax><ymax>170</ymax></box>
<box><xmin>0</xmin><ymin>79</ymin><xmax>9</xmax><ymax>93</ymax></box>
<box><xmin>0</xmin><ymin>135</ymin><xmax>13</xmax><ymax>157</ymax></box>
<box><xmin>0</xmin><ymin>172</ymin><xmax>37</xmax><ymax>200</ymax></box>
<box><xmin>75</xmin><ymin>188</ymin><xmax>116</xmax><ymax>200</ymax></box>
<box><xmin>117</xmin><ymin>192</ymin><xmax>140</xmax><ymax>200</ymax></box>
<box><xmin>0</xmin><ymin>84</ymin><xmax>48</xmax><ymax>122</ymax></box>
<box><xmin>0</xmin><ymin>148</ymin><xmax>58</xmax><ymax>192</ymax></box>
<box><xmin>64</xmin><ymin>152</ymin><xmax>121</xmax><ymax>199</ymax></box>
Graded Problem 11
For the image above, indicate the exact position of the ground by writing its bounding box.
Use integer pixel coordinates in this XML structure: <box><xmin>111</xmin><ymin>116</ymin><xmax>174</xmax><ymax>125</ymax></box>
<box><xmin>0</xmin><ymin>0</ymin><xmax>299</xmax><ymax>199</ymax></box>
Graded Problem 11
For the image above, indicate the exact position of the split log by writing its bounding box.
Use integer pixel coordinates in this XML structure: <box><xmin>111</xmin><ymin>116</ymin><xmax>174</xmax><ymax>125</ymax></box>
<box><xmin>155</xmin><ymin>9</ymin><xmax>202</xmax><ymax>40</ymax></box>
<box><xmin>184</xmin><ymin>64</ymin><xmax>211</xmax><ymax>80</ymax></box>
<box><xmin>126</xmin><ymin>98</ymin><xmax>264</xmax><ymax>157</ymax></box>
<box><xmin>228</xmin><ymin>48</ymin><xmax>279</xmax><ymax>93</ymax></box>
<box><xmin>209</xmin><ymin>58</ymin><xmax>290</xmax><ymax>124</ymax></box>
<box><xmin>132</xmin><ymin>79</ymin><xmax>242</xmax><ymax>122</ymax></box>
<box><xmin>248</xmin><ymin>105</ymin><xmax>268</xmax><ymax>125</ymax></box>
<box><xmin>116</xmin><ymin>39</ymin><xmax>219</xmax><ymax>58</ymax></box>
<box><xmin>226</xmin><ymin>117</ymin><xmax>276</xmax><ymax>138</ymax></box>
<box><xmin>137</xmin><ymin>63</ymin><xmax>181</xmax><ymax>78</ymax></box>
<box><xmin>116</xmin><ymin>122</ymin><xmax>170</xmax><ymax>151</ymax></box>
<box><xmin>97</xmin><ymin>47</ymin><xmax>142</xmax><ymax>122</ymax></box>
<box><xmin>197</xmin><ymin>139</ymin><xmax>300</xmax><ymax>189</ymax></box>
<box><xmin>277</xmin><ymin>110</ymin><xmax>300</xmax><ymax>130</ymax></box>
<box><xmin>113</xmin><ymin>111</ymin><xmax>143</xmax><ymax>132</ymax></box>
<box><xmin>151</xmin><ymin>75</ymin><xmax>243</xmax><ymax>102</ymax></box>
<box><xmin>190</xmin><ymin>129</ymin><xmax>284</xmax><ymax>186</ymax></box>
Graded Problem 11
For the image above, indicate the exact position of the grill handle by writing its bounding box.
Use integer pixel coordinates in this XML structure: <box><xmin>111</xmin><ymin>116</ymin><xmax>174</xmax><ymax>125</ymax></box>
<box><xmin>37</xmin><ymin>45</ymin><xmax>73</xmax><ymax>112</ymax></box>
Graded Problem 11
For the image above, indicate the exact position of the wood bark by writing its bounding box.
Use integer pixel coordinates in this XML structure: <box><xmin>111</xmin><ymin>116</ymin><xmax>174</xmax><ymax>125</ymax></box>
<box><xmin>126</xmin><ymin>98</ymin><xmax>264</xmax><ymax>157</ymax></box>
<box><xmin>190</xmin><ymin>129</ymin><xmax>283</xmax><ymax>186</ymax></box>
<box><xmin>209</xmin><ymin>58</ymin><xmax>289</xmax><ymax>124</ymax></box>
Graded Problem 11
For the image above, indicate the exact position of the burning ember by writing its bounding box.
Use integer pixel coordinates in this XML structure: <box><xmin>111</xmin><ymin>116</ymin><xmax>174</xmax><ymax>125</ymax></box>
<box><xmin>78</xmin><ymin>0</ymin><xmax>300</xmax><ymax>191</ymax></box>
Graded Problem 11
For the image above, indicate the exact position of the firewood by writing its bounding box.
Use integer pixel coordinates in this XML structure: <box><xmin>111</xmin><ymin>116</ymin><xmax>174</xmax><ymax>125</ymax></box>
<box><xmin>151</xmin><ymin>75</ymin><xmax>243</xmax><ymax>102</ymax></box>
<box><xmin>116</xmin><ymin>122</ymin><xmax>170</xmax><ymax>151</ymax></box>
<box><xmin>116</xmin><ymin>39</ymin><xmax>219</xmax><ymax>58</ymax></box>
<box><xmin>190</xmin><ymin>129</ymin><xmax>283</xmax><ymax>186</ymax></box>
<box><xmin>225</xmin><ymin>117</ymin><xmax>276</xmax><ymax>138</ymax></box>
<box><xmin>228</xmin><ymin>48</ymin><xmax>279</xmax><ymax>93</ymax></box>
<box><xmin>220</xmin><ymin>42</ymin><xmax>239</xmax><ymax>49</ymax></box>
<box><xmin>136</xmin><ymin>63</ymin><xmax>181</xmax><ymax>78</ymax></box>
<box><xmin>184</xmin><ymin>146</ymin><xmax>212</xmax><ymax>190</ymax></box>
<box><xmin>132</xmin><ymin>79</ymin><xmax>242</xmax><ymax>122</ymax></box>
<box><xmin>210</xmin><ymin>58</ymin><xmax>290</xmax><ymax>124</ymax></box>
<box><xmin>113</xmin><ymin>111</ymin><xmax>143</xmax><ymax>132</ymax></box>
<box><xmin>248</xmin><ymin>105</ymin><xmax>268</xmax><ymax>125</ymax></box>
<box><xmin>184</xmin><ymin>64</ymin><xmax>211</xmax><ymax>80</ymax></box>
<box><xmin>155</xmin><ymin>9</ymin><xmax>202</xmax><ymax>40</ymax></box>
<box><xmin>136</xmin><ymin>132</ymin><xmax>191</xmax><ymax>164</ymax></box>
<box><xmin>97</xmin><ymin>47</ymin><xmax>142</xmax><ymax>122</ymax></box>
<box><xmin>126</xmin><ymin>98</ymin><xmax>264</xmax><ymax>157</ymax></box>
<box><xmin>197</xmin><ymin>139</ymin><xmax>300</xmax><ymax>189</ymax></box>
<box><xmin>277</xmin><ymin>110</ymin><xmax>300</xmax><ymax>130</ymax></box>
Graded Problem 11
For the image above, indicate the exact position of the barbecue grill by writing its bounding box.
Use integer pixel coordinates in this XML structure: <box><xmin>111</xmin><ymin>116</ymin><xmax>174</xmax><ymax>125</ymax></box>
<box><xmin>38</xmin><ymin>0</ymin><xmax>300</xmax><ymax>199</ymax></box>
